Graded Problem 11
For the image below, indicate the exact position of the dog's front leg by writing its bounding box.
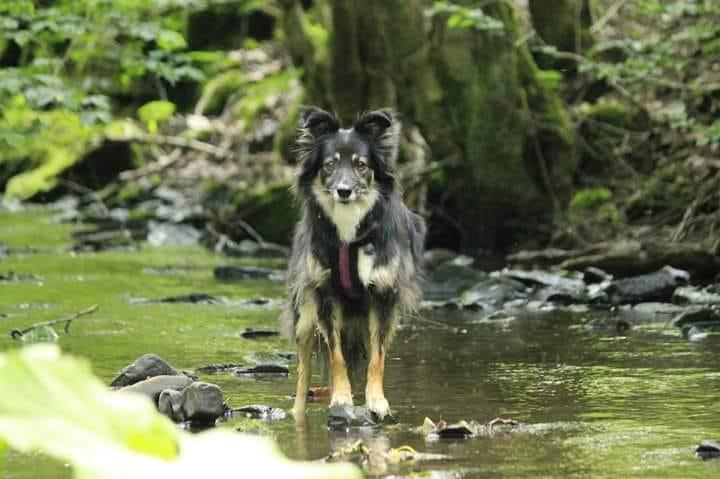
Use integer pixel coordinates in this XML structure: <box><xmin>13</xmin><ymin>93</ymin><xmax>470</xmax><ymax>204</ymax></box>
<box><xmin>366</xmin><ymin>309</ymin><xmax>392</xmax><ymax>419</ymax></box>
<box><xmin>324</xmin><ymin>306</ymin><xmax>353</xmax><ymax>407</ymax></box>
<box><xmin>292</xmin><ymin>296</ymin><xmax>317</xmax><ymax>418</ymax></box>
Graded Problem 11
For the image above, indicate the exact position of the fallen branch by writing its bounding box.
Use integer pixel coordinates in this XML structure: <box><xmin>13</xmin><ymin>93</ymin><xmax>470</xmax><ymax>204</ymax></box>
<box><xmin>115</xmin><ymin>132</ymin><xmax>232</xmax><ymax>159</ymax></box>
<box><xmin>10</xmin><ymin>304</ymin><xmax>99</xmax><ymax>340</ymax></box>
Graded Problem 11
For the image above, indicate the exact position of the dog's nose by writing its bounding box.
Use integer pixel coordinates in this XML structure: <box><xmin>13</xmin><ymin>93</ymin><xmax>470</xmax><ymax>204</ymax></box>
<box><xmin>337</xmin><ymin>188</ymin><xmax>352</xmax><ymax>199</ymax></box>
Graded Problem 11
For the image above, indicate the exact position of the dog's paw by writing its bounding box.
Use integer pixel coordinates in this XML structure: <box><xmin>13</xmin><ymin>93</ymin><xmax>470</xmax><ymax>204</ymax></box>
<box><xmin>365</xmin><ymin>396</ymin><xmax>391</xmax><ymax>420</ymax></box>
<box><xmin>330</xmin><ymin>392</ymin><xmax>353</xmax><ymax>407</ymax></box>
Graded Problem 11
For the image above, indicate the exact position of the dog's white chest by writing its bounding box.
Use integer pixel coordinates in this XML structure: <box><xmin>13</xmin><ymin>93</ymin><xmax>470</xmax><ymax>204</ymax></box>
<box><xmin>357</xmin><ymin>245</ymin><xmax>375</xmax><ymax>286</ymax></box>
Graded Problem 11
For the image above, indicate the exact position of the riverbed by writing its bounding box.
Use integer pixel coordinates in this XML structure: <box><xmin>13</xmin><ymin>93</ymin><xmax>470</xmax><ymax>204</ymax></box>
<box><xmin>1</xmin><ymin>208</ymin><xmax>719</xmax><ymax>478</ymax></box>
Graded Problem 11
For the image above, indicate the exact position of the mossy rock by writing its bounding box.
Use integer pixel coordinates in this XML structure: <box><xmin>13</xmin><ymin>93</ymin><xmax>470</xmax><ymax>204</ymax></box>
<box><xmin>215</xmin><ymin>181</ymin><xmax>297</xmax><ymax>245</ymax></box>
<box><xmin>197</xmin><ymin>71</ymin><xmax>246</xmax><ymax>116</ymax></box>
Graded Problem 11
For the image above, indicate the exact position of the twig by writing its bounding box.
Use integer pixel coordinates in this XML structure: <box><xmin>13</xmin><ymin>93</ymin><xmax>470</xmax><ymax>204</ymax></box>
<box><xmin>591</xmin><ymin>0</ymin><xmax>627</xmax><ymax>34</ymax></box>
<box><xmin>10</xmin><ymin>305</ymin><xmax>99</xmax><ymax>340</ymax></box>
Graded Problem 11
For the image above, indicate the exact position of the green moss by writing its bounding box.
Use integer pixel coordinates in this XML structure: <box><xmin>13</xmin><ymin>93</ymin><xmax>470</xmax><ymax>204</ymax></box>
<box><xmin>626</xmin><ymin>163</ymin><xmax>693</xmax><ymax>216</ymax></box>
<box><xmin>197</xmin><ymin>70</ymin><xmax>246</xmax><ymax>116</ymax></box>
<box><xmin>2</xmin><ymin>104</ymin><xmax>98</xmax><ymax>200</ymax></box>
<box><xmin>569</xmin><ymin>187</ymin><xmax>613</xmax><ymax>211</ymax></box>
<box><xmin>582</xmin><ymin>101</ymin><xmax>633</xmax><ymax>129</ymax></box>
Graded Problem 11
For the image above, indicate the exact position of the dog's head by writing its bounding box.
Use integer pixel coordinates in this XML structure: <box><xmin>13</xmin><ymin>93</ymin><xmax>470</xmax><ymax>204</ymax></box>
<box><xmin>295</xmin><ymin>107</ymin><xmax>399</xmax><ymax>202</ymax></box>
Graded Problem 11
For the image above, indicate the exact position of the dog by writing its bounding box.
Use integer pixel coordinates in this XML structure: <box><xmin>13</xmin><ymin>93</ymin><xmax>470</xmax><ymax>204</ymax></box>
<box><xmin>283</xmin><ymin>107</ymin><xmax>426</xmax><ymax>420</ymax></box>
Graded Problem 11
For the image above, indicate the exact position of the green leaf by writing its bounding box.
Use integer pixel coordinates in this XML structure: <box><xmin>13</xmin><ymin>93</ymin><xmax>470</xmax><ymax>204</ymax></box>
<box><xmin>0</xmin><ymin>345</ymin><xmax>363</xmax><ymax>479</ymax></box>
<box><xmin>157</xmin><ymin>30</ymin><xmax>187</xmax><ymax>52</ymax></box>
<box><xmin>137</xmin><ymin>100</ymin><xmax>175</xmax><ymax>134</ymax></box>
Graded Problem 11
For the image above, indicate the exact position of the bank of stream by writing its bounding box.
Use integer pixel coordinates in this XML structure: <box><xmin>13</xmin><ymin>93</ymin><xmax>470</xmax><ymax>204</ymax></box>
<box><xmin>1</xmin><ymin>208</ymin><xmax>719</xmax><ymax>478</ymax></box>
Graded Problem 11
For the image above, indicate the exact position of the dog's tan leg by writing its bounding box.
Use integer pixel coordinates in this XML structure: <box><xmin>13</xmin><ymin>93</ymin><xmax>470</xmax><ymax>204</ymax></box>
<box><xmin>292</xmin><ymin>298</ymin><xmax>317</xmax><ymax>418</ymax></box>
<box><xmin>328</xmin><ymin>332</ymin><xmax>353</xmax><ymax>406</ymax></box>
<box><xmin>327</xmin><ymin>306</ymin><xmax>353</xmax><ymax>406</ymax></box>
<box><xmin>365</xmin><ymin>309</ymin><xmax>391</xmax><ymax>419</ymax></box>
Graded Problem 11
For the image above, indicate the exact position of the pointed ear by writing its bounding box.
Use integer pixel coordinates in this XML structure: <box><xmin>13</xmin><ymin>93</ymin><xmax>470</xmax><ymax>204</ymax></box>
<box><xmin>299</xmin><ymin>106</ymin><xmax>339</xmax><ymax>138</ymax></box>
<box><xmin>354</xmin><ymin>109</ymin><xmax>399</xmax><ymax>165</ymax></box>
<box><xmin>353</xmin><ymin>109</ymin><xmax>394</xmax><ymax>138</ymax></box>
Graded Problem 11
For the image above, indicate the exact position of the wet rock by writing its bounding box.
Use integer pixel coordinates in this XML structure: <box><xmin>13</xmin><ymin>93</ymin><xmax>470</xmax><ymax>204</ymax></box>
<box><xmin>327</xmin><ymin>404</ymin><xmax>379</xmax><ymax>430</ymax></box>
<box><xmin>110</xmin><ymin>353</ymin><xmax>180</xmax><ymax>388</ymax></box>
<box><xmin>585</xmin><ymin>317</ymin><xmax>631</xmax><ymax>333</ymax></box>
<box><xmin>0</xmin><ymin>271</ymin><xmax>42</xmax><ymax>283</ymax></box>
<box><xmin>558</xmin><ymin>240</ymin><xmax>720</xmax><ymax>282</ymax></box>
<box><xmin>618</xmin><ymin>302</ymin><xmax>684</xmax><ymax>324</ymax></box>
<box><xmin>672</xmin><ymin>307</ymin><xmax>720</xmax><ymax>327</ymax></box>
<box><xmin>181</xmin><ymin>382</ymin><xmax>226</xmax><ymax>424</ymax></box>
<box><xmin>606</xmin><ymin>266</ymin><xmax>689</xmax><ymax>304</ymax></box>
<box><xmin>681</xmin><ymin>325</ymin><xmax>708</xmax><ymax>342</ymax></box>
<box><xmin>231</xmin><ymin>404</ymin><xmax>287</xmax><ymax>421</ymax></box>
<box><xmin>195</xmin><ymin>363</ymin><xmax>245</xmax><ymax>374</ymax></box>
<box><xmin>500</xmin><ymin>269</ymin><xmax>586</xmax><ymax>301</ymax></box>
<box><xmin>233</xmin><ymin>297</ymin><xmax>284</xmax><ymax>308</ymax></box>
<box><xmin>423</xmin><ymin>248</ymin><xmax>459</xmax><ymax>270</ymax></box>
<box><xmin>147</xmin><ymin>222</ymin><xmax>202</xmax><ymax>247</ymax></box>
<box><xmin>218</xmin><ymin>239</ymin><xmax>289</xmax><ymax>258</ymax></box>
<box><xmin>673</xmin><ymin>286</ymin><xmax>720</xmax><ymax>305</ymax></box>
<box><xmin>437</xmin><ymin>422</ymin><xmax>476</xmax><ymax>439</ymax></box>
<box><xmin>239</xmin><ymin>328</ymin><xmax>279</xmax><ymax>339</ymax></box>
<box><xmin>232</xmin><ymin>364</ymin><xmax>289</xmax><ymax>378</ymax></box>
<box><xmin>424</xmin><ymin>261</ymin><xmax>487</xmax><ymax>301</ymax></box>
<box><xmin>214</xmin><ymin>265</ymin><xmax>285</xmax><ymax>282</ymax></box>
<box><xmin>120</xmin><ymin>375</ymin><xmax>193</xmax><ymax>402</ymax></box>
<box><xmin>696</xmin><ymin>440</ymin><xmax>720</xmax><ymax>460</ymax></box>
<box><xmin>244</xmin><ymin>351</ymin><xmax>295</xmax><ymax>365</ymax></box>
<box><xmin>158</xmin><ymin>389</ymin><xmax>186</xmax><ymax>422</ymax></box>
<box><xmin>583</xmin><ymin>267</ymin><xmax>612</xmax><ymax>284</ymax></box>
<box><xmin>459</xmin><ymin>277</ymin><xmax>527</xmax><ymax>309</ymax></box>
<box><xmin>72</xmin><ymin>228</ymin><xmax>136</xmax><ymax>251</ymax></box>
<box><xmin>130</xmin><ymin>293</ymin><xmax>222</xmax><ymax>304</ymax></box>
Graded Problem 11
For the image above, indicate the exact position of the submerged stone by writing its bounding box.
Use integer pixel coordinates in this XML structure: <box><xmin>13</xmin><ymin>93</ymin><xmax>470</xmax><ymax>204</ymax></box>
<box><xmin>214</xmin><ymin>265</ymin><xmax>285</xmax><ymax>281</ymax></box>
<box><xmin>232</xmin><ymin>364</ymin><xmax>289</xmax><ymax>378</ymax></box>
<box><xmin>239</xmin><ymin>328</ymin><xmax>280</xmax><ymax>339</ymax></box>
<box><xmin>695</xmin><ymin>440</ymin><xmax>720</xmax><ymax>460</ymax></box>
<box><xmin>110</xmin><ymin>353</ymin><xmax>179</xmax><ymax>388</ymax></box>
<box><xmin>673</xmin><ymin>286</ymin><xmax>720</xmax><ymax>305</ymax></box>
<box><xmin>231</xmin><ymin>404</ymin><xmax>287</xmax><ymax>421</ymax></box>
<box><xmin>327</xmin><ymin>404</ymin><xmax>379</xmax><ymax>430</ymax></box>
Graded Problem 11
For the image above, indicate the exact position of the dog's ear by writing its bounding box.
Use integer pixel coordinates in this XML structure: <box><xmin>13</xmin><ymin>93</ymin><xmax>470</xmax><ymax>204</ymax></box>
<box><xmin>353</xmin><ymin>109</ymin><xmax>394</xmax><ymax>138</ymax></box>
<box><xmin>299</xmin><ymin>106</ymin><xmax>339</xmax><ymax>139</ymax></box>
<box><xmin>354</xmin><ymin>109</ymin><xmax>399</xmax><ymax>164</ymax></box>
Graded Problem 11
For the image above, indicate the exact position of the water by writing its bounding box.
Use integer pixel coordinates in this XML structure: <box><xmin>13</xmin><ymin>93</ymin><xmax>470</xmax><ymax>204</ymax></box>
<box><xmin>2</xmin><ymin>209</ymin><xmax>719</xmax><ymax>478</ymax></box>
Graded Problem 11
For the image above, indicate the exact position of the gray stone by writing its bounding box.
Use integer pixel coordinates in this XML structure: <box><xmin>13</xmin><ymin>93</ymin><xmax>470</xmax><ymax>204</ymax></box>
<box><xmin>459</xmin><ymin>277</ymin><xmax>527</xmax><ymax>309</ymax></box>
<box><xmin>147</xmin><ymin>222</ymin><xmax>201</xmax><ymax>247</ymax></box>
<box><xmin>181</xmin><ymin>382</ymin><xmax>225</xmax><ymax>424</ymax></box>
<box><xmin>423</xmin><ymin>261</ymin><xmax>487</xmax><ymax>301</ymax></box>
<box><xmin>619</xmin><ymin>302</ymin><xmax>685</xmax><ymax>324</ymax></box>
<box><xmin>159</xmin><ymin>389</ymin><xmax>186</xmax><ymax>422</ymax></box>
<box><xmin>606</xmin><ymin>266</ymin><xmax>689</xmax><ymax>304</ymax></box>
<box><xmin>120</xmin><ymin>375</ymin><xmax>193</xmax><ymax>402</ymax></box>
<box><xmin>110</xmin><ymin>354</ymin><xmax>179</xmax><ymax>388</ymax></box>
<box><xmin>423</xmin><ymin>248</ymin><xmax>459</xmax><ymax>270</ymax></box>
<box><xmin>327</xmin><ymin>404</ymin><xmax>380</xmax><ymax>430</ymax></box>
<box><xmin>673</xmin><ymin>286</ymin><xmax>720</xmax><ymax>305</ymax></box>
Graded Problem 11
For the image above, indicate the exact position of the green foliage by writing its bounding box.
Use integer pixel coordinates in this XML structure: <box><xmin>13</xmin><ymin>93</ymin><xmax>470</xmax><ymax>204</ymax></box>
<box><xmin>231</xmin><ymin>70</ymin><xmax>299</xmax><ymax>129</ymax></box>
<box><xmin>569</xmin><ymin>187</ymin><xmax>613</xmax><ymax>211</ymax></box>
<box><xmin>137</xmin><ymin>100</ymin><xmax>176</xmax><ymax>134</ymax></box>
<box><xmin>569</xmin><ymin>187</ymin><xmax>623</xmax><ymax>224</ymax></box>
<box><xmin>0</xmin><ymin>344</ymin><xmax>362</xmax><ymax>479</ymax></box>
<box><xmin>427</xmin><ymin>2</ymin><xmax>504</xmax><ymax>33</ymax></box>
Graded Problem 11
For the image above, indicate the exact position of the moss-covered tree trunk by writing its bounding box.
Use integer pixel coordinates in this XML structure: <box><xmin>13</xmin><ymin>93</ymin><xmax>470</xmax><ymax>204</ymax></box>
<box><xmin>528</xmin><ymin>0</ymin><xmax>593</xmax><ymax>54</ymax></box>
<box><xmin>280</xmin><ymin>0</ymin><xmax>577</xmax><ymax>252</ymax></box>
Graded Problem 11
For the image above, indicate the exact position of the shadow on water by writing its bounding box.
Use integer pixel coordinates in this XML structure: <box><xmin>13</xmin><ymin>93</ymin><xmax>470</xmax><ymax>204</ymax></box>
<box><xmin>2</xmin><ymin>210</ymin><xmax>720</xmax><ymax>478</ymax></box>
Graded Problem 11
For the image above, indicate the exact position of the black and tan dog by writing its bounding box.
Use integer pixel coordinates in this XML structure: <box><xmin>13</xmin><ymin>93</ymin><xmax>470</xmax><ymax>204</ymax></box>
<box><xmin>283</xmin><ymin>107</ymin><xmax>425</xmax><ymax>420</ymax></box>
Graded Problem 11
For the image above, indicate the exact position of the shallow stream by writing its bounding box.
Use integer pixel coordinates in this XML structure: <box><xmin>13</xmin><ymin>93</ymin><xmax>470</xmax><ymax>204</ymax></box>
<box><xmin>1</xmin><ymin>209</ymin><xmax>719</xmax><ymax>478</ymax></box>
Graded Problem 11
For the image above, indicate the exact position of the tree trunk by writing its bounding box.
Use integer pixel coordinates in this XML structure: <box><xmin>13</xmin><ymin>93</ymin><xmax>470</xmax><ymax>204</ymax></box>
<box><xmin>280</xmin><ymin>0</ymin><xmax>577</xmax><ymax>253</ymax></box>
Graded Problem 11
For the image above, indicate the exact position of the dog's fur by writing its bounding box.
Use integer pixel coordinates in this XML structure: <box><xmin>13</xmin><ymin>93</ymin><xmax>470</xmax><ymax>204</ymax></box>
<box><xmin>283</xmin><ymin>107</ymin><xmax>426</xmax><ymax>419</ymax></box>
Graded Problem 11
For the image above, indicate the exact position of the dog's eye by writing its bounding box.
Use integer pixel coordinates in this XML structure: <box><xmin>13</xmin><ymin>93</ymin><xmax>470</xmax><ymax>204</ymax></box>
<box><xmin>356</xmin><ymin>160</ymin><xmax>367</xmax><ymax>172</ymax></box>
<box><xmin>323</xmin><ymin>159</ymin><xmax>335</xmax><ymax>171</ymax></box>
